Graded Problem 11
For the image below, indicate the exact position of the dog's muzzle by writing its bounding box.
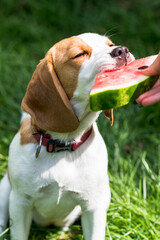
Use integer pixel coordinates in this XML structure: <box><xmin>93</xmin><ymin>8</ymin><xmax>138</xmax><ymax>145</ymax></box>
<box><xmin>110</xmin><ymin>46</ymin><xmax>130</xmax><ymax>64</ymax></box>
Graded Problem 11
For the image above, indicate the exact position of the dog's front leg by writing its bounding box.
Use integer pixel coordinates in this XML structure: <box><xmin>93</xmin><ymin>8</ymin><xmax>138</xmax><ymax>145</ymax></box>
<box><xmin>81</xmin><ymin>208</ymin><xmax>107</xmax><ymax>240</ymax></box>
<box><xmin>9</xmin><ymin>190</ymin><xmax>32</xmax><ymax>240</ymax></box>
<box><xmin>0</xmin><ymin>173</ymin><xmax>11</xmax><ymax>235</ymax></box>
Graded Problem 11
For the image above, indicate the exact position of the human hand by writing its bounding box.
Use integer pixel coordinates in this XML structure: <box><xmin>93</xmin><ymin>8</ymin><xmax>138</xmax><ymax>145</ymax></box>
<box><xmin>136</xmin><ymin>52</ymin><xmax>160</xmax><ymax>106</ymax></box>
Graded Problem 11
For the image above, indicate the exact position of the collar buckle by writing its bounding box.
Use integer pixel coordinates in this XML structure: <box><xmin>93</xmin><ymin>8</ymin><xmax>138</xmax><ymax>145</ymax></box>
<box><xmin>47</xmin><ymin>140</ymin><xmax>73</xmax><ymax>153</ymax></box>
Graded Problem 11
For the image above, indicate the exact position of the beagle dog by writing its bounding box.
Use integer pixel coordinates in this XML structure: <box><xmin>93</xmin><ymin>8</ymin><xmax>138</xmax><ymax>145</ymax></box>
<box><xmin>0</xmin><ymin>33</ymin><xmax>134</xmax><ymax>240</ymax></box>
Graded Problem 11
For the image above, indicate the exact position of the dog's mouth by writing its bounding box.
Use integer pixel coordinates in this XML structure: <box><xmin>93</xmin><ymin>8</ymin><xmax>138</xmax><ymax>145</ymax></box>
<box><xmin>95</xmin><ymin>48</ymin><xmax>134</xmax><ymax>126</ymax></box>
<box><xmin>97</xmin><ymin>52</ymin><xmax>134</xmax><ymax>75</ymax></box>
<box><xmin>116</xmin><ymin>56</ymin><xmax>134</xmax><ymax>69</ymax></box>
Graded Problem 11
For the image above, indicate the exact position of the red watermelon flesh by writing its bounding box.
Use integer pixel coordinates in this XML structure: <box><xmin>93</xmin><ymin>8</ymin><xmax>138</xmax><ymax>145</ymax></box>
<box><xmin>90</xmin><ymin>55</ymin><xmax>158</xmax><ymax>111</ymax></box>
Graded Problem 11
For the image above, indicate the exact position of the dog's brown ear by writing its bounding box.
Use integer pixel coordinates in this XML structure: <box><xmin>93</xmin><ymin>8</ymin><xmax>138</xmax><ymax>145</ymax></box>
<box><xmin>21</xmin><ymin>52</ymin><xmax>79</xmax><ymax>133</ymax></box>
<box><xmin>104</xmin><ymin>109</ymin><xmax>114</xmax><ymax>126</ymax></box>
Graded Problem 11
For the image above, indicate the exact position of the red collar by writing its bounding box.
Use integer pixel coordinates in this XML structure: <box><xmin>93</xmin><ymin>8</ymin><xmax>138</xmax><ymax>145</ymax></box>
<box><xmin>33</xmin><ymin>127</ymin><xmax>93</xmax><ymax>156</ymax></box>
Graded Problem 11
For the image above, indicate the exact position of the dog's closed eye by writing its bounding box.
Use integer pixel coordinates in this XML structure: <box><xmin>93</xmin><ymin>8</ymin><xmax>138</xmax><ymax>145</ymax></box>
<box><xmin>72</xmin><ymin>51</ymin><xmax>88</xmax><ymax>59</ymax></box>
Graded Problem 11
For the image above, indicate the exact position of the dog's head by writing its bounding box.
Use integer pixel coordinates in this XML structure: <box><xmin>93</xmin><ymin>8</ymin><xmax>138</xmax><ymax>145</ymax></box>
<box><xmin>21</xmin><ymin>33</ymin><xmax>134</xmax><ymax>133</ymax></box>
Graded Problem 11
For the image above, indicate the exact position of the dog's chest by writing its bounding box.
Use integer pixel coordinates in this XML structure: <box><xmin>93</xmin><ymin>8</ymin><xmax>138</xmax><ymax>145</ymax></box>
<box><xmin>29</xmin><ymin>149</ymin><xmax>106</xmax><ymax>217</ymax></box>
<box><xmin>34</xmin><ymin>149</ymin><xmax>101</xmax><ymax>199</ymax></box>
<box><xmin>9</xmin><ymin>127</ymin><xmax>108</xmax><ymax>215</ymax></box>
<box><xmin>33</xmin><ymin>174</ymin><xmax>78</xmax><ymax>219</ymax></box>
<box><xmin>34</xmin><ymin>155</ymin><xmax>82</xmax><ymax>198</ymax></box>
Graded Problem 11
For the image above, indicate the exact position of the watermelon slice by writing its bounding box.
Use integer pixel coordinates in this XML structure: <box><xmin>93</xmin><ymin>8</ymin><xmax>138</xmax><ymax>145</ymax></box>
<box><xmin>90</xmin><ymin>55</ymin><xmax>158</xmax><ymax>111</ymax></box>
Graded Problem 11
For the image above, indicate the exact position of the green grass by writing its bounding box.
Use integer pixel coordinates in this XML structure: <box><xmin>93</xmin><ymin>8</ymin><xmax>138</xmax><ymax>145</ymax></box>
<box><xmin>0</xmin><ymin>0</ymin><xmax>160</xmax><ymax>239</ymax></box>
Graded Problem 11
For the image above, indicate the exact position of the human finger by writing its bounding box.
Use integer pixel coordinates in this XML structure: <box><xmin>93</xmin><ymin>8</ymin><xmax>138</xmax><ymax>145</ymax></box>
<box><xmin>140</xmin><ymin>90</ymin><xmax>160</xmax><ymax>106</ymax></box>
<box><xmin>140</xmin><ymin>52</ymin><xmax>160</xmax><ymax>76</ymax></box>
<box><xmin>136</xmin><ymin>84</ymin><xmax>160</xmax><ymax>106</ymax></box>
<box><xmin>136</xmin><ymin>77</ymin><xmax>160</xmax><ymax>103</ymax></box>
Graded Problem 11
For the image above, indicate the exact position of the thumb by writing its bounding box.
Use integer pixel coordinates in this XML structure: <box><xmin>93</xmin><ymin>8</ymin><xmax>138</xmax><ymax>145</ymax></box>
<box><xmin>140</xmin><ymin>52</ymin><xmax>160</xmax><ymax>76</ymax></box>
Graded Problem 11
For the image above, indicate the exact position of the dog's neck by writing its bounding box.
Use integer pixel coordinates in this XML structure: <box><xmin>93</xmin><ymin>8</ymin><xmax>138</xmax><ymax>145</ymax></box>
<box><xmin>31</xmin><ymin>111</ymin><xmax>100</xmax><ymax>142</ymax></box>
<box><xmin>49</xmin><ymin>111</ymin><xmax>100</xmax><ymax>142</ymax></box>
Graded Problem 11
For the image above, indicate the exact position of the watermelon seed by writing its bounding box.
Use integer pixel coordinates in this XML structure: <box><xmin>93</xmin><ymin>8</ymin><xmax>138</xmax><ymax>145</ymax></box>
<box><xmin>138</xmin><ymin>66</ymin><xmax>148</xmax><ymax>70</ymax></box>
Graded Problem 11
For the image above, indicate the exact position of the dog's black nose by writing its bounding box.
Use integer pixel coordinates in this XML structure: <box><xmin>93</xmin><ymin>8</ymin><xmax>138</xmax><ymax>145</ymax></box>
<box><xmin>110</xmin><ymin>46</ymin><xmax>129</xmax><ymax>60</ymax></box>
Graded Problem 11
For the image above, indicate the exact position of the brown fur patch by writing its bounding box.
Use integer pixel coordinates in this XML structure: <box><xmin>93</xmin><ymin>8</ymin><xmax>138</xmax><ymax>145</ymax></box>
<box><xmin>52</xmin><ymin>36</ymin><xmax>92</xmax><ymax>99</ymax></box>
<box><xmin>21</xmin><ymin>53</ymin><xmax>79</xmax><ymax>132</ymax></box>
<box><xmin>21</xmin><ymin>36</ymin><xmax>92</xmax><ymax>133</ymax></box>
<box><xmin>20</xmin><ymin>117</ymin><xmax>37</xmax><ymax>145</ymax></box>
<box><xmin>106</xmin><ymin>39</ymin><xmax>114</xmax><ymax>46</ymax></box>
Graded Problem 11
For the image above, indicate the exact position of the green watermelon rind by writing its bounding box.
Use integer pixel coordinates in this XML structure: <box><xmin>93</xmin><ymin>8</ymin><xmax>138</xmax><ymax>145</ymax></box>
<box><xmin>90</xmin><ymin>75</ymin><xmax>158</xmax><ymax>111</ymax></box>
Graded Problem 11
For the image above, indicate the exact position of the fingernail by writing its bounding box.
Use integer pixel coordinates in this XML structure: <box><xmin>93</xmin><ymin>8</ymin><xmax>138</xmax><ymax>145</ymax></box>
<box><xmin>138</xmin><ymin>66</ymin><xmax>148</xmax><ymax>70</ymax></box>
<box><xmin>133</xmin><ymin>100</ymin><xmax>138</xmax><ymax>104</ymax></box>
<box><xmin>138</xmin><ymin>104</ymin><xmax>143</xmax><ymax>108</ymax></box>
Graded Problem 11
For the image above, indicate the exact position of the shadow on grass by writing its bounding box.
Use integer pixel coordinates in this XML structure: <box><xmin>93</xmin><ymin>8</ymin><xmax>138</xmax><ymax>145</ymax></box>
<box><xmin>1</xmin><ymin>220</ymin><xmax>83</xmax><ymax>240</ymax></box>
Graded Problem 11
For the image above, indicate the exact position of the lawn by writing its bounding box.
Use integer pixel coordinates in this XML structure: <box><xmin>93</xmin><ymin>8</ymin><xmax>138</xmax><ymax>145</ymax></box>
<box><xmin>0</xmin><ymin>0</ymin><xmax>160</xmax><ymax>239</ymax></box>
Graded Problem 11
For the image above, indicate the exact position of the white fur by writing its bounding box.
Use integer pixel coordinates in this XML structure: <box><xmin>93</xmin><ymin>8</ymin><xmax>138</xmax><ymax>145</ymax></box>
<box><xmin>0</xmin><ymin>173</ymin><xmax>11</xmax><ymax>234</ymax></box>
<box><xmin>0</xmin><ymin>33</ymin><xmax>134</xmax><ymax>240</ymax></box>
